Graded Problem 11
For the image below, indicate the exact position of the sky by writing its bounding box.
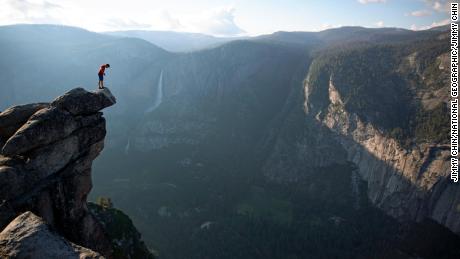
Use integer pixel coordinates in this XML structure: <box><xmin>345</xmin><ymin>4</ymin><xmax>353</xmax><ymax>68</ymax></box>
<box><xmin>0</xmin><ymin>0</ymin><xmax>453</xmax><ymax>36</ymax></box>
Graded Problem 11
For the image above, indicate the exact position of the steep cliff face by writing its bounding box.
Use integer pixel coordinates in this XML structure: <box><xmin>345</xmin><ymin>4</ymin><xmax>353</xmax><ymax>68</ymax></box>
<box><xmin>0</xmin><ymin>88</ymin><xmax>154</xmax><ymax>258</ymax></box>
<box><xmin>303</xmin><ymin>36</ymin><xmax>459</xmax><ymax>233</ymax></box>
<box><xmin>128</xmin><ymin>41</ymin><xmax>310</xmax><ymax>152</ymax></box>
<box><xmin>320</xmin><ymin>80</ymin><xmax>455</xmax><ymax>229</ymax></box>
<box><xmin>89</xmin><ymin>203</ymin><xmax>157</xmax><ymax>259</ymax></box>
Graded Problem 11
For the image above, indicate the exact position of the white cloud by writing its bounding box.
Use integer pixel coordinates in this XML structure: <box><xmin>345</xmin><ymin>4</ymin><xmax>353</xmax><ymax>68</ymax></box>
<box><xmin>315</xmin><ymin>23</ymin><xmax>343</xmax><ymax>32</ymax></box>
<box><xmin>8</xmin><ymin>0</ymin><xmax>61</xmax><ymax>14</ymax></box>
<box><xmin>186</xmin><ymin>6</ymin><xmax>245</xmax><ymax>36</ymax></box>
<box><xmin>433</xmin><ymin>1</ymin><xmax>443</xmax><ymax>11</ymax></box>
<box><xmin>0</xmin><ymin>0</ymin><xmax>63</xmax><ymax>25</ymax></box>
<box><xmin>406</xmin><ymin>10</ymin><xmax>432</xmax><ymax>17</ymax></box>
<box><xmin>0</xmin><ymin>1</ymin><xmax>246</xmax><ymax>36</ymax></box>
<box><xmin>422</xmin><ymin>0</ymin><xmax>454</xmax><ymax>13</ymax></box>
<box><xmin>358</xmin><ymin>0</ymin><xmax>386</xmax><ymax>4</ymax></box>
<box><xmin>319</xmin><ymin>24</ymin><xmax>338</xmax><ymax>30</ymax></box>
<box><xmin>104</xmin><ymin>18</ymin><xmax>152</xmax><ymax>30</ymax></box>
<box><xmin>146</xmin><ymin>6</ymin><xmax>246</xmax><ymax>36</ymax></box>
<box><xmin>158</xmin><ymin>10</ymin><xmax>183</xmax><ymax>31</ymax></box>
<box><xmin>375</xmin><ymin>21</ymin><xmax>385</xmax><ymax>27</ymax></box>
<box><xmin>410</xmin><ymin>18</ymin><xmax>449</xmax><ymax>30</ymax></box>
<box><xmin>426</xmin><ymin>18</ymin><xmax>450</xmax><ymax>27</ymax></box>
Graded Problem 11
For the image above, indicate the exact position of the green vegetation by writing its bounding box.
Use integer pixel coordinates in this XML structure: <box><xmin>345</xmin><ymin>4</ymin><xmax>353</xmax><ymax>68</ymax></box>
<box><xmin>308</xmin><ymin>44</ymin><xmax>414</xmax><ymax>133</ymax></box>
<box><xmin>236</xmin><ymin>186</ymin><xmax>293</xmax><ymax>225</ymax></box>
<box><xmin>89</xmin><ymin>202</ymin><xmax>156</xmax><ymax>259</ymax></box>
<box><xmin>308</xmin><ymin>38</ymin><xmax>449</xmax><ymax>147</ymax></box>
<box><xmin>96</xmin><ymin>196</ymin><xmax>114</xmax><ymax>209</ymax></box>
<box><xmin>414</xmin><ymin>104</ymin><xmax>450</xmax><ymax>144</ymax></box>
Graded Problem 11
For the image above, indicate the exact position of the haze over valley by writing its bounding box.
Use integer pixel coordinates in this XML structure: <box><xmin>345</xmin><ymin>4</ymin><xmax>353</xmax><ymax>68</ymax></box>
<box><xmin>0</xmin><ymin>20</ymin><xmax>457</xmax><ymax>258</ymax></box>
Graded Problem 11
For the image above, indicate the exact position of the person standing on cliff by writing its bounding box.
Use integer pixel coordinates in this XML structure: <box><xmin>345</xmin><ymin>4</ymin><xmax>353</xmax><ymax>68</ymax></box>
<box><xmin>98</xmin><ymin>64</ymin><xmax>110</xmax><ymax>89</ymax></box>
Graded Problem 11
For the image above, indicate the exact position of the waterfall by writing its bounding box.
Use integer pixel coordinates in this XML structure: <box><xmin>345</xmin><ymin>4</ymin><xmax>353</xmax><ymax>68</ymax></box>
<box><xmin>351</xmin><ymin>170</ymin><xmax>361</xmax><ymax>210</ymax></box>
<box><xmin>145</xmin><ymin>70</ymin><xmax>164</xmax><ymax>113</ymax></box>
<box><xmin>125</xmin><ymin>137</ymin><xmax>131</xmax><ymax>154</ymax></box>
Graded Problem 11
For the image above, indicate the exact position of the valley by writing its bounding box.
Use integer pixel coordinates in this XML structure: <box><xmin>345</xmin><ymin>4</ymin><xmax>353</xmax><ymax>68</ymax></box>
<box><xmin>0</xmin><ymin>24</ymin><xmax>457</xmax><ymax>259</ymax></box>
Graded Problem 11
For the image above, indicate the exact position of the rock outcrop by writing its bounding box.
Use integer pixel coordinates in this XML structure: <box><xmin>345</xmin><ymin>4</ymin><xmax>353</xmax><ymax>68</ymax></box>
<box><xmin>0</xmin><ymin>103</ymin><xmax>49</xmax><ymax>141</ymax></box>
<box><xmin>0</xmin><ymin>88</ymin><xmax>116</xmax><ymax>257</ymax></box>
<box><xmin>0</xmin><ymin>211</ymin><xmax>104</xmax><ymax>259</ymax></box>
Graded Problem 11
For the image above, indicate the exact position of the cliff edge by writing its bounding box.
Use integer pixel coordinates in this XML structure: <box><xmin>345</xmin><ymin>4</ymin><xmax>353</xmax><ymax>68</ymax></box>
<box><xmin>302</xmin><ymin>41</ymin><xmax>459</xmax><ymax>234</ymax></box>
<box><xmin>0</xmin><ymin>88</ymin><xmax>153</xmax><ymax>258</ymax></box>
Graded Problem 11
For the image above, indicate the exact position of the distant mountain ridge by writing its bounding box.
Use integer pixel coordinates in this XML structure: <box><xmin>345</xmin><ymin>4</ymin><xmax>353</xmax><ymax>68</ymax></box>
<box><xmin>105</xmin><ymin>30</ymin><xmax>246</xmax><ymax>52</ymax></box>
<box><xmin>105</xmin><ymin>25</ymin><xmax>442</xmax><ymax>53</ymax></box>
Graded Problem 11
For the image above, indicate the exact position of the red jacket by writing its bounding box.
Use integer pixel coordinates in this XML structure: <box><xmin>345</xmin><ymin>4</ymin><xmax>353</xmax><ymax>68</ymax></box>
<box><xmin>98</xmin><ymin>65</ymin><xmax>106</xmax><ymax>76</ymax></box>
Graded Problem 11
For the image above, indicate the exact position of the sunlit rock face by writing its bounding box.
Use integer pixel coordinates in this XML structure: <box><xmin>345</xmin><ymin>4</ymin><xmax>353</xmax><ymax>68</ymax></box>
<box><xmin>303</xmin><ymin>45</ymin><xmax>459</xmax><ymax>234</ymax></box>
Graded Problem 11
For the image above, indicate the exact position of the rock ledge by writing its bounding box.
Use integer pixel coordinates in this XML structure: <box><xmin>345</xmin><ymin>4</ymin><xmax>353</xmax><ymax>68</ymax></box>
<box><xmin>0</xmin><ymin>88</ymin><xmax>116</xmax><ymax>258</ymax></box>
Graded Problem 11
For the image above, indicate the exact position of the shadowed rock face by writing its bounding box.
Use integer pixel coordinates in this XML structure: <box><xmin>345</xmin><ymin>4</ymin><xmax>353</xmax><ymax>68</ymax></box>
<box><xmin>0</xmin><ymin>103</ymin><xmax>49</xmax><ymax>140</ymax></box>
<box><xmin>0</xmin><ymin>88</ymin><xmax>116</xmax><ymax>258</ymax></box>
<box><xmin>52</xmin><ymin>88</ymin><xmax>117</xmax><ymax>115</ymax></box>
<box><xmin>0</xmin><ymin>211</ymin><xmax>104</xmax><ymax>259</ymax></box>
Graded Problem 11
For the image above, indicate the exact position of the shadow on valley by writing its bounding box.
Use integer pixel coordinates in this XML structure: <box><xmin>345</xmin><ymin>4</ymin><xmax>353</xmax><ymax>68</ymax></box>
<box><xmin>88</xmin><ymin>26</ymin><xmax>458</xmax><ymax>259</ymax></box>
<box><xmin>92</xmin><ymin>59</ymin><xmax>458</xmax><ymax>259</ymax></box>
<box><xmin>91</xmin><ymin>138</ymin><xmax>460</xmax><ymax>259</ymax></box>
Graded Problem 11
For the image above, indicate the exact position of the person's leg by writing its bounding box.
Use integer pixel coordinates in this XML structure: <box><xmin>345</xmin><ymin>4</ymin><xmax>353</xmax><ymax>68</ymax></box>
<box><xmin>98</xmin><ymin>74</ymin><xmax>104</xmax><ymax>89</ymax></box>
